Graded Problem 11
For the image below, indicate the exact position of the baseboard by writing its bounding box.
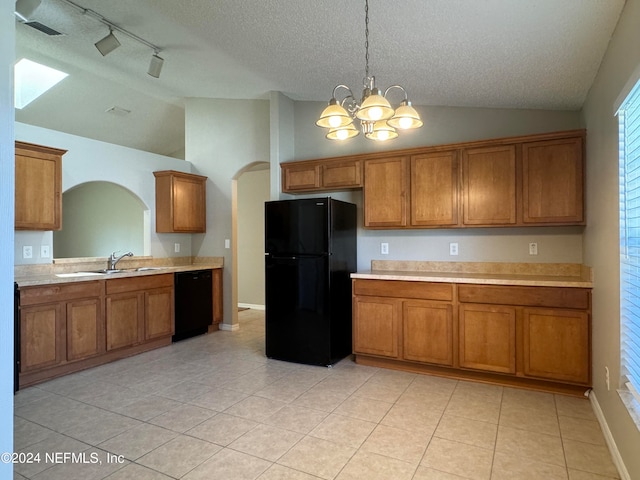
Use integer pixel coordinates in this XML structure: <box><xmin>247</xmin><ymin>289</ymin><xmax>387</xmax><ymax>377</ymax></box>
<box><xmin>589</xmin><ymin>390</ymin><xmax>631</xmax><ymax>480</ymax></box>
<box><xmin>238</xmin><ymin>303</ymin><xmax>265</xmax><ymax>310</ymax></box>
<box><xmin>219</xmin><ymin>323</ymin><xmax>240</xmax><ymax>331</ymax></box>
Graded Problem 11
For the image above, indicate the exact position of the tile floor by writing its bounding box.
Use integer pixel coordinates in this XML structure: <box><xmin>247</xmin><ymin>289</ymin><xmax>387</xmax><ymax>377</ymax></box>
<box><xmin>13</xmin><ymin>309</ymin><xmax>621</xmax><ymax>480</ymax></box>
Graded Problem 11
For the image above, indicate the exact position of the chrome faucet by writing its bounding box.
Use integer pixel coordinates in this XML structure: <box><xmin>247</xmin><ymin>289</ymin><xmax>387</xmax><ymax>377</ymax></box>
<box><xmin>108</xmin><ymin>251</ymin><xmax>133</xmax><ymax>270</ymax></box>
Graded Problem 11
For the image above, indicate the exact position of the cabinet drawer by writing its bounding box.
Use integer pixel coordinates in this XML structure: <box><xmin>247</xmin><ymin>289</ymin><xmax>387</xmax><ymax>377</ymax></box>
<box><xmin>106</xmin><ymin>273</ymin><xmax>174</xmax><ymax>295</ymax></box>
<box><xmin>20</xmin><ymin>281</ymin><xmax>104</xmax><ymax>306</ymax></box>
<box><xmin>458</xmin><ymin>284</ymin><xmax>590</xmax><ymax>309</ymax></box>
<box><xmin>353</xmin><ymin>279</ymin><xmax>453</xmax><ymax>301</ymax></box>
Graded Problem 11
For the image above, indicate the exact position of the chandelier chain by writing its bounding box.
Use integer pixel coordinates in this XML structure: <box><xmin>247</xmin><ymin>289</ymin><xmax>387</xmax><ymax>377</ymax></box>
<box><xmin>364</xmin><ymin>0</ymin><xmax>370</xmax><ymax>79</ymax></box>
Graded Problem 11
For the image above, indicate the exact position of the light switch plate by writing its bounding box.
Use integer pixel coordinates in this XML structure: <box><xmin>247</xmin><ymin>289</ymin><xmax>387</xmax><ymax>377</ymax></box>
<box><xmin>40</xmin><ymin>245</ymin><xmax>50</xmax><ymax>258</ymax></box>
<box><xmin>174</xmin><ymin>243</ymin><xmax>180</xmax><ymax>253</ymax></box>
<box><xmin>23</xmin><ymin>246</ymin><xmax>33</xmax><ymax>259</ymax></box>
<box><xmin>225</xmin><ymin>239</ymin><xmax>231</xmax><ymax>249</ymax></box>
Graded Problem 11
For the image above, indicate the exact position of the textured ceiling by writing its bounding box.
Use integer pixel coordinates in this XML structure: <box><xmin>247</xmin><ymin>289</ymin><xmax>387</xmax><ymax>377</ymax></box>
<box><xmin>14</xmin><ymin>0</ymin><xmax>626</xmax><ymax>156</ymax></box>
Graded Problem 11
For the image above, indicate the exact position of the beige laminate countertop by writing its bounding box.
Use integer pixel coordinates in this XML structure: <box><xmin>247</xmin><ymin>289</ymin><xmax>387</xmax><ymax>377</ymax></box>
<box><xmin>351</xmin><ymin>261</ymin><xmax>593</xmax><ymax>288</ymax></box>
<box><xmin>14</xmin><ymin>257</ymin><xmax>223</xmax><ymax>288</ymax></box>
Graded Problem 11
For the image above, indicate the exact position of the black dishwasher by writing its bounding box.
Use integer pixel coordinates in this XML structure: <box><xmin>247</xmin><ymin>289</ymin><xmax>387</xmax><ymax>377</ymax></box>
<box><xmin>173</xmin><ymin>269</ymin><xmax>213</xmax><ymax>342</ymax></box>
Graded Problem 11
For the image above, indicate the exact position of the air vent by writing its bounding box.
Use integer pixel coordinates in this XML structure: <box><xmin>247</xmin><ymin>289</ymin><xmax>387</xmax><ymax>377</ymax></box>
<box><xmin>24</xmin><ymin>21</ymin><xmax>63</xmax><ymax>36</ymax></box>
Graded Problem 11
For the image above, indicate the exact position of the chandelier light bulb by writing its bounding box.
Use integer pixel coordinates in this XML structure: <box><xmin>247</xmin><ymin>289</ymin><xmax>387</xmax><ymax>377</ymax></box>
<box><xmin>328</xmin><ymin>115</ymin><xmax>343</xmax><ymax>128</ymax></box>
<box><xmin>368</xmin><ymin>106</ymin><xmax>383</xmax><ymax>121</ymax></box>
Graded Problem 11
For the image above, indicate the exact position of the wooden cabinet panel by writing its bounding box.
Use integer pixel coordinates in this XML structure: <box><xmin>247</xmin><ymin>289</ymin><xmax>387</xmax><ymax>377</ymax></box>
<box><xmin>15</xmin><ymin>142</ymin><xmax>65</xmax><ymax>231</ymax></box>
<box><xmin>462</xmin><ymin>145</ymin><xmax>517</xmax><ymax>225</ymax></box>
<box><xmin>20</xmin><ymin>303</ymin><xmax>64</xmax><ymax>372</ymax></box>
<box><xmin>459</xmin><ymin>304</ymin><xmax>516</xmax><ymax>374</ymax></box>
<box><xmin>66</xmin><ymin>298</ymin><xmax>104</xmax><ymax>361</ymax></box>
<box><xmin>522</xmin><ymin>137</ymin><xmax>584</xmax><ymax>224</ymax></box>
<box><xmin>106</xmin><ymin>293</ymin><xmax>143</xmax><ymax>351</ymax></box>
<box><xmin>282</xmin><ymin>164</ymin><xmax>320</xmax><ymax>191</ymax></box>
<box><xmin>354</xmin><ymin>279</ymin><xmax>453</xmax><ymax>301</ymax></box>
<box><xmin>403</xmin><ymin>300</ymin><xmax>453</xmax><ymax>366</ymax></box>
<box><xmin>353</xmin><ymin>296</ymin><xmax>401</xmax><ymax>358</ymax></box>
<box><xmin>213</xmin><ymin>268</ymin><xmax>223</xmax><ymax>324</ymax></box>
<box><xmin>322</xmin><ymin>159</ymin><xmax>362</xmax><ymax>188</ymax></box>
<box><xmin>145</xmin><ymin>287</ymin><xmax>174</xmax><ymax>340</ymax></box>
<box><xmin>458</xmin><ymin>284</ymin><xmax>590</xmax><ymax>310</ymax></box>
<box><xmin>411</xmin><ymin>151</ymin><xmax>458</xmax><ymax>226</ymax></box>
<box><xmin>364</xmin><ymin>156</ymin><xmax>409</xmax><ymax>227</ymax></box>
<box><xmin>154</xmin><ymin>170</ymin><xmax>207</xmax><ymax>233</ymax></box>
<box><xmin>523</xmin><ymin>308</ymin><xmax>590</xmax><ymax>384</ymax></box>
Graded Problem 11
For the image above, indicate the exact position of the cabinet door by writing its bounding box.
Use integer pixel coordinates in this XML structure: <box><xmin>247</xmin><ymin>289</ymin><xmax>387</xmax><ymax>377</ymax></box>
<box><xmin>172</xmin><ymin>175</ymin><xmax>206</xmax><ymax>232</ymax></box>
<box><xmin>282</xmin><ymin>164</ymin><xmax>320</xmax><ymax>192</ymax></box>
<box><xmin>363</xmin><ymin>156</ymin><xmax>408</xmax><ymax>227</ymax></box>
<box><xmin>106</xmin><ymin>292</ymin><xmax>143</xmax><ymax>350</ymax></box>
<box><xmin>20</xmin><ymin>303</ymin><xmax>64</xmax><ymax>372</ymax></box>
<box><xmin>459</xmin><ymin>304</ymin><xmax>516</xmax><ymax>374</ymax></box>
<box><xmin>411</xmin><ymin>151</ymin><xmax>458</xmax><ymax>226</ymax></box>
<box><xmin>522</xmin><ymin>137</ymin><xmax>584</xmax><ymax>224</ymax></box>
<box><xmin>353</xmin><ymin>296</ymin><xmax>401</xmax><ymax>358</ymax></box>
<box><xmin>145</xmin><ymin>287</ymin><xmax>174</xmax><ymax>340</ymax></box>
<box><xmin>403</xmin><ymin>300</ymin><xmax>453</xmax><ymax>366</ymax></box>
<box><xmin>462</xmin><ymin>146</ymin><xmax>516</xmax><ymax>225</ymax></box>
<box><xmin>523</xmin><ymin>308</ymin><xmax>590</xmax><ymax>384</ymax></box>
<box><xmin>15</xmin><ymin>144</ymin><xmax>63</xmax><ymax>230</ymax></box>
<box><xmin>213</xmin><ymin>268</ymin><xmax>223</xmax><ymax>325</ymax></box>
<box><xmin>66</xmin><ymin>298</ymin><xmax>105</xmax><ymax>361</ymax></box>
<box><xmin>322</xmin><ymin>159</ymin><xmax>362</xmax><ymax>189</ymax></box>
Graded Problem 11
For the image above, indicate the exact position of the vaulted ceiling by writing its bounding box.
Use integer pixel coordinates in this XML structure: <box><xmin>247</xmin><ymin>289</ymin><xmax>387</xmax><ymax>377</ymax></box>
<box><xmin>14</xmin><ymin>0</ymin><xmax>626</xmax><ymax>157</ymax></box>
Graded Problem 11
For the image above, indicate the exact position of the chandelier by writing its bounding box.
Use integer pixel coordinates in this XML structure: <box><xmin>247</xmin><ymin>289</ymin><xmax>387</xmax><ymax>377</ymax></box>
<box><xmin>316</xmin><ymin>0</ymin><xmax>423</xmax><ymax>141</ymax></box>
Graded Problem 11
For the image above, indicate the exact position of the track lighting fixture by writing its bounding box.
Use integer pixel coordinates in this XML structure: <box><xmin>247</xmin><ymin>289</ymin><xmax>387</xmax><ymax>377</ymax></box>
<box><xmin>60</xmin><ymin>0</ymin><xmax>165</xmax><ymax>78</ymax></box>
<box><xmin>94</xmin><ymin>28</ymin><xmax>120</xmax><ymax>56</ymax></box>
<box><xmin>147</xmin><ymin>52</ymin><xmax>164</xmax><ymax>78</ymax></box>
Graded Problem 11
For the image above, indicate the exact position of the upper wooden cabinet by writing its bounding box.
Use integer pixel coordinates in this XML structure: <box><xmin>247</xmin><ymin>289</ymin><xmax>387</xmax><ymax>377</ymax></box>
<box><xmin>15</xmin><ymin>141</ymin><xmax>66</xmax><ymax>231</ymax></box>
<box><xmin>411</xmin><ymin>151</ymin><xmax>458</xmax><ymax>227</ymax></box>
<box><xmin>522</xmin><ymin>137</ymin><xmax>584</xmax><ymax>224</ymax></box>
<box><xmin>282</xmin><ymin>157</ymin><xmax>362</xmax><ymax>192</ymax></box>
<box><xmin>154</xmin><ymin>170</ymin><xmax>207</xmax><ymax>233</ymax></box>
<box><xmin>363</xmin><ymin>156</ymin><xmax>409</xmax><ymax>227</ymax></box>
<box><xmin>462</xmin><ymin>145</ymin><xmax>517</xmax><ymax>226</ymax></box>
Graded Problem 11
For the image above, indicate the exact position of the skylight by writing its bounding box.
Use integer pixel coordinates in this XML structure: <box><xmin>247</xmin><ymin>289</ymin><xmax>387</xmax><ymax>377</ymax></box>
<box><xmin>14</xmin><ymin>58</ymin><xmax>68</xmax><ymax>109</ymax></box>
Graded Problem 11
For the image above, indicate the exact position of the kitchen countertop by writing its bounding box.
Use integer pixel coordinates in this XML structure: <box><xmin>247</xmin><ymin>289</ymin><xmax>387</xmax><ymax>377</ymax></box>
<box><xmin>14</xmin><ymin>256</ymin><xmax>223</xmax><ymax>287</ymax></box>
<box><xmin>351</xmin><ymin>261</ymin><xmax>593</xmax><ymax>288</ymax></box>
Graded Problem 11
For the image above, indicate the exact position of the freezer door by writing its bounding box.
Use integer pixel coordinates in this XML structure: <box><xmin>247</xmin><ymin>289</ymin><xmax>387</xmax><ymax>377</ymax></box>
<box><xmin>265</xmin><ymin>198</ymin><xmax>329</xmax><ymax>255</ymax></box>
<box><xmin>265</xmin><ymin>255</ymin><xmax>331</xmax><ymax>365</ymax></box>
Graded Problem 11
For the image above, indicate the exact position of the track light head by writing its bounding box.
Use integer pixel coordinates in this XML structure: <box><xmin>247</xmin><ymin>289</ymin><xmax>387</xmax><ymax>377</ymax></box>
<box><xmin>95</xmin><ymin>29</ymin><xmax>120</xmax><ymax>56</ymax></box>
<box><xmin>147</xmin><ymin>52</ymin><xmax>164</xmax><ymax>78</ymax></box>
<box><xmin>15</xmin><ymin>0</ymin><xmax>41</xmax><ymax>22</ymax></box>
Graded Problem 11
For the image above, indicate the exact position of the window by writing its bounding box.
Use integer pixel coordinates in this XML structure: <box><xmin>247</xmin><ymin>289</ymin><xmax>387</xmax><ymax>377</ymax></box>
<box><xmin>618</xmin><ymin>80</ymin><xmax>640</xmax><ymax>411</ymax></box>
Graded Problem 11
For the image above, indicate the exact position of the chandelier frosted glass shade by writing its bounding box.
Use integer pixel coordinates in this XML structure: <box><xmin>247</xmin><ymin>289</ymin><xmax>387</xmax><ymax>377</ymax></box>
<box><xmin>316</xmin><ymin>101</ymin><xmax>353</xmax><ymax>129</ymax></box>
<box><xmin>356</xmin><ymin>90</ymin><xmax>394</xmax><ymax>122</ymax></box>
<box><xmin>326</xmin><ymin>123</ymin><xmax>359</xmax><ymax>140</ymax></box>
<box><xmin>387</xmin><ymin>102</ymin><xmax>423</xmax><ymax>130</ymax></box>
<box><xmin>365</xmin><ymin>121</ymin><xmax>399</xmax><ymax>141</ymax></box>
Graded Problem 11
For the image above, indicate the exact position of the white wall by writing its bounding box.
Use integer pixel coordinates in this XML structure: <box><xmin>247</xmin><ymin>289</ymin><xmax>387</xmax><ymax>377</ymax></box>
<box><xmin>14</xmin><ymin>123</ymin><xmax>193</xmax><ymax>264</ymax></box>
<box><xmin>185</xmin><ymin>98</ymin><xmax>270</xmax><ymax>327</ymax></box>
<box><xmin>238</xmin><ymin>168</ymin><xmax>270</xmax><ymax>305</ymax></box>
<box><xmin>0</xmin><ymin>3</ymin><xmax>15</xmax><ymax>477</ymax></box>
<box><xmin>286</xmin><ymin>102</ymin><xmax>585</xmax><ymax>270</ymax></box>
<box><xmin>582</xmin><ymin>0</ymin><xmax>640</xmax><ymax>477</ymax></box>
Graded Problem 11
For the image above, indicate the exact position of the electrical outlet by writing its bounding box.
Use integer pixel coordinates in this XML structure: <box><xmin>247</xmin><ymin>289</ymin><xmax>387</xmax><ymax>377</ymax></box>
<box><xmin>225</xmin><ymin>239</ymin><xmax>231</xmax><ymax>249</ymax></box>
<box><xmin>40</xmin><ymin>245</ymin><xmax>50</xmax><ymax>258</ymax></box>
<box><xmin>381</xmin><ymin>242</ymin><xmax>389</xmax><ymax>255</ymax></box>
<box><xmin>23</xmin><ymin>245</ymin><xmax>33</xmax><ymax>259</ymax></box>
<box><xmin>529</xmin><ymin>242</ymin><xmax>538</xmax><ymax>255</ymax></box>
<box><xmin>174</xmin><ymin>243</ymin><xmax>180</xmax><ymax>253</ymax></box>
<box><xmin>449</xmin><ymin>242</ymin><xmax>459</xmax><ymax>256</ymax></box>
<box><xmin>605</xmin><ymin>366</ymin><xmax>610</xmax><ymax>391</ymax></box>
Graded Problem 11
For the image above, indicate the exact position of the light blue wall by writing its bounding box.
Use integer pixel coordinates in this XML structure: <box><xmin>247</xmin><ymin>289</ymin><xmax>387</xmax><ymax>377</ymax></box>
<box><xmin>1</xmin><ymin>2</ymin><xmax>15</xmax><ymax>476</ymax></box>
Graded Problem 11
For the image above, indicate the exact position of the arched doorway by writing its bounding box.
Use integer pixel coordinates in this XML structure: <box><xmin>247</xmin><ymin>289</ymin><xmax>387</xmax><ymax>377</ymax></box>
<box><xmin>230</xmin><ymin>161</ymin><xmax>270</xmax><ymax>328</ymax></box>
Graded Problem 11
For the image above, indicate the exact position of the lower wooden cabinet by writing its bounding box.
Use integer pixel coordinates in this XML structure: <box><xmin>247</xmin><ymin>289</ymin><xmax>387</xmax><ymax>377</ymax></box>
<box><xmin>353</xmin><ymin>296</ymin><xmax>401</xmax><ymax>358</ymax></box>
<box><xmin>106</xmin><ymin>274</ymin><xmax>174</xmax><ymax>351</ymax></box>
<box><xmin>403</xmin><ymin>300</ymin><xmax>453</xmax><ymax>366</ymax></box>
<box><xmin>459</xmin><ymin>304</ymin><xmax>516</xmax><ymax>374</ymax></box>
<box><xmin>523</xmin><ymin>308</ymin><xmax>590</xmax><ymax>384</ymax></box>
<box><xmin>19</xmin><ymin>281</ymin><xmax>104</xmax><ymax>375</ymax></box>
<box><xmin>352</xmin><ymin>279</ymin><xmax>592</xmax><ymax>393</ymax></box>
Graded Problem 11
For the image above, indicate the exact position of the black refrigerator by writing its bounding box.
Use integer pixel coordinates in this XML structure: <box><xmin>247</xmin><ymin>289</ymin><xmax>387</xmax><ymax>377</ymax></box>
<box><xmin>265</xmin><ymin>197</ymin><xmax>357</xmax><ymax>366</ymax></box>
